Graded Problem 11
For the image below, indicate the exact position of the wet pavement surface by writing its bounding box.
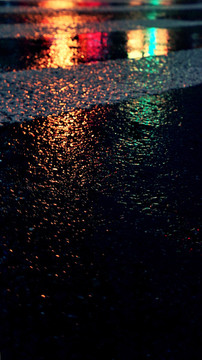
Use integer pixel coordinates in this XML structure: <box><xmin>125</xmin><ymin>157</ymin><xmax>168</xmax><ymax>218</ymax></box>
<box><xmin>0</xmin><ymin>1</ymin><xmax>202</xmax><ymax>360</ymax></box>
<box><xmin>1</xmin><ymin>26</ymin><xmax>202</xmax><ymax>72</ymax></box>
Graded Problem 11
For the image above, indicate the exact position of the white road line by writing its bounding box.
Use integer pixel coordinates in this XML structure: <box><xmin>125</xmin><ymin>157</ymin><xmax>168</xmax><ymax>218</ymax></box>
<box><xmin>1</xmin><ymin>48</ymin><xmax>202</xmax><ymax>124</ymax></box>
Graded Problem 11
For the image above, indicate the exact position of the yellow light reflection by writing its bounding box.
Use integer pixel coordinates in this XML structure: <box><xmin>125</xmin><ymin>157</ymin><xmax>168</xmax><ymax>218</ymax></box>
<box><xmin>127</xmin><ymin>30</ymin><xmax>145</xmax><ymax>59</ymax></box>
<box><xmin>39</xmin><ymin>15</ymin><xmax>79</xmax><ymax>67</ymax></box>
<box><xmin>127</xmin><ymin>28</ymin><xmax>169</xmax><ymax>59</ymax></box>
<box><xmin>44</xmin><ymin>32</ymin><xmax>77</xmax><ymax>68</ymax></box>
<box><xmin>39</xmin><ymin>1</ymin><xmax>75</xmax><ymax>9</ymax></box>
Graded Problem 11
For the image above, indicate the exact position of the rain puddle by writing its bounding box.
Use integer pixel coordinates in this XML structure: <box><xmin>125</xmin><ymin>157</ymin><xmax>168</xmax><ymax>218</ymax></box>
<box><xmin>0</xmin><ymin>26</ymin><xmax>202</xmax><ymax>71</ymax></box>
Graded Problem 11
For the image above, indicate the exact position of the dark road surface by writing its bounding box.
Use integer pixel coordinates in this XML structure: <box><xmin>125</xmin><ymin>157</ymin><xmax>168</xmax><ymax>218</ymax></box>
<box><xmin>0</xmin><ymin>1</ymin><xmax>202</xmax><ymax>360</ymax></box>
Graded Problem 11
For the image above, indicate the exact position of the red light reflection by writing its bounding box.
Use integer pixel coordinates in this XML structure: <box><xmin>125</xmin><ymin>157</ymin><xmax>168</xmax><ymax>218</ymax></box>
<box><xmin>78</xmin><ymin>2</ymin><xmax>105</xmax><ymax>6</ymax></box>
<box><xmin>77</xmin><ymin>32</ymin><xmax>109</xmax><ymax>62</ymax></box>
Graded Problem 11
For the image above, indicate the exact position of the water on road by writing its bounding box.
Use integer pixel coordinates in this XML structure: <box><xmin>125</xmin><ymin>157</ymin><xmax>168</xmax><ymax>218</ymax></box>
<box><xmin>0</xmin><ymin>1</ymin><xmax>202</xmax><ymax>359</ymax></box>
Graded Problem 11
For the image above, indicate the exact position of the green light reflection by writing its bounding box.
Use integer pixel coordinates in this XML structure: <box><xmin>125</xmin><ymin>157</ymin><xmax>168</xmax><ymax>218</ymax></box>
<box><xmin>150</xmin><ymin>0</ymin><xmax>161</xmax><ymax>5</ymax></box>
<box><xmin>148</xmin><ymin>28</ymin><xmax>157</xmax><ymax>57</ymax></box>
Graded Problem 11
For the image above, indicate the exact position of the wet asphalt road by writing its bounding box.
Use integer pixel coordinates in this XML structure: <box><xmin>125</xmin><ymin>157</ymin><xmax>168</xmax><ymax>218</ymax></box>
<box><xmin>0</xmin><ymin>1</ymin><xmax>202</xmax><ymax>360</ymax></box>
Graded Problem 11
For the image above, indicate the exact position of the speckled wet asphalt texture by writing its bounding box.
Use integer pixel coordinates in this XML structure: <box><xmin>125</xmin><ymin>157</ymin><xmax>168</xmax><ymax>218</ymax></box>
<box><xmin>0</xmin><ymin>1</ymin><xmax>202</xmax><ymax>360</ymax></box>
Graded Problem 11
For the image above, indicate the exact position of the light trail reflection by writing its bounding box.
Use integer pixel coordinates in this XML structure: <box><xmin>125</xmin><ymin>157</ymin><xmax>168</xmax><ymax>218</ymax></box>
<box><xmin>38</xmin><ymin>1</ymin><xmax>109</xmax><ymax>8</ymax></box>
<box><xmin>42</xmin><ymin>27</ymin><xmax>169</xmax><ymax>68</ymax></box>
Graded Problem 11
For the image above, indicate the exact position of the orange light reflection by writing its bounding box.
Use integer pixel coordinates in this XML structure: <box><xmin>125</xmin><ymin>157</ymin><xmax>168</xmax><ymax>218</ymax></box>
<box><xmin>43</xmin><ymin>33</ymin><xmax>77</xmax><ymax>67</ymax></box>
<box><xmin>39</xmin><ymin>1</ymin><xmax>75</xmax><ymax>9</ymax></box>
<box><xmin>39</xmin><ymin>15</ymin><xmax>79</xmax><ymax>67</ymax></box>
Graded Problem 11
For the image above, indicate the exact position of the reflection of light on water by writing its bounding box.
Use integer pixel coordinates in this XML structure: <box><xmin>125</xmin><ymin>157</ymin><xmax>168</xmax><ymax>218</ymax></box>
<box><xmin>38</xmin><ymin>12</ymin><xmax>109</xmax><ymax>67</ymax></box>
<box><xmin>78</xmin><ymin>32</ymin><xmax>108</xmax><ymax>62</ymax></box>
<box><xmin>39</xmin><ymin>0</ymin><xmax>75</xmax><ymax>8</ymax></box>
<box><xmin>44</xmin><ymin>32</ymin><xmax>77</xmax><ymax>67</ymax></box>
<box><xmin>147</xmin><ymin>28</ymin><xmax>169</xmax><ymax>57</ymax></box>
<box><xmin>39</xmin><ymin>0</ymin><xmax>105</xmax><ymax>8</ymax></box>
<box><xmin>145</xmin><ymin>0</ymin><xmax>174</xmax><ymax>4</ymax></box>
<box><xmin>29</xmin><ymin>0</ymin><xmax>170</xmax><ymax>69</ymax></box>
<box><xmin>127</xmin><ymin>30</ymin><xmax>145</xmax><ymax>59</ymax></box>
<box><xmin>25</xmin><ymin>0</ymin><xmax>170</xmax><ymax>68</ymax></box>
<box><xmin>38</xmin><ymin>31</ymin><xmax>109</xmax><ymax>67</ymax></box>
<box><xmin>78</xmin><ymin>1</ymin><xmax>104</xmax><ymax>7</ymax></box>
<box><xmin>38</xmin><ymin>10</ymin><xmax>110</xmax><ymax>67</ymax></box>
<box><xmin>127</xmin><ymin>28</ymin><xmax>169</xmax><ymax>59</ymax></box>
<box><xmin>128</xmin><ymin>0</ymin><xmax>169</xmax><ymax>59</ymax></box>
<box><xmin>39</xmin><ymin>15</ymin><xmax>78</xmax><ymax>67</ymax></box>
<box><xmin>31</xmin><ymin>26</ymin><xmax>169</xmax><ymax>68</ymax></box>
<box><xmin>148</xmin><ymin>28</ymin><xmax>156</xmax><ymax>56</ymax></box>
<box><xmin>149</xmin><ymin>0</ymin><xmax>161</xmax><ymax>5</ymax></box>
